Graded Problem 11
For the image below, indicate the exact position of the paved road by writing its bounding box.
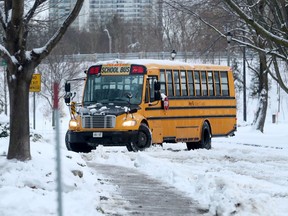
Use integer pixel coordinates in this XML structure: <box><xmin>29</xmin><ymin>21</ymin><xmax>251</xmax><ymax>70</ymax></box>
<box><xmin>88</xmin><ymin>163</ymin><xmax>207</xmax><ymax>216</ymax></box>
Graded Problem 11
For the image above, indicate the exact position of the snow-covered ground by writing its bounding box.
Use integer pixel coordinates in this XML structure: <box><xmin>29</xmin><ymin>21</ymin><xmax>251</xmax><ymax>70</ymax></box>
<box><xmin>89</xmin><ymin>122</ymin><xmax>288</xmax><ymax>216</ymax></box>
<box><xmin>0</xmin><ymin>58</ymin><xmax>287</xmax><ymax>215</ymax></box>
<box><xmin>0</xmin><ymin>112</ymin><xmax>287</xmax><ymax>216</ymax></box>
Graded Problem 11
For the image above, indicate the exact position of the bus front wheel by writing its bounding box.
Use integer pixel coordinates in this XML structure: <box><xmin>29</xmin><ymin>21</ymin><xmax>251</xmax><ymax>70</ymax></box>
<box><xmin>127</xmin><ymin>124</ymin><xmax>152</xmax><ymax>152</ymax></box>
<box><xmin>186</xmin><ymin>122</ymin><xmax>211</xmax><ymax>150</ymax></box>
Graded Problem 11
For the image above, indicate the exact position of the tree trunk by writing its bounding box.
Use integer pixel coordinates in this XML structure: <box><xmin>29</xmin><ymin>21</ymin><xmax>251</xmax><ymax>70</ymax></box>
<box><xmin>253</xmin><ymin>52</ymin><xmax>268</xmax><ymax>133</ymax></box>
<box><xmin>7</xmin><ymin>69</ymin><xmax>32</xmax><ymax>160</ymax></box>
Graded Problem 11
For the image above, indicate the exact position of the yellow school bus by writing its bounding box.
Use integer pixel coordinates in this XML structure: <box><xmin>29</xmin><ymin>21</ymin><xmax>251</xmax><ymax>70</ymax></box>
<box><xmin>64</xmin><ymin>59</ymin><xmax>237</xmax><ymax>152</ymax></box>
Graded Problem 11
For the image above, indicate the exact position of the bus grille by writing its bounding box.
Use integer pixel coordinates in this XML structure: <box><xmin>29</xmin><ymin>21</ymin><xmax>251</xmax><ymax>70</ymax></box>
<box><xmin>82</xmin><ymin>115</ymin><xmax>116</xmax><ymax>128</ymax></box>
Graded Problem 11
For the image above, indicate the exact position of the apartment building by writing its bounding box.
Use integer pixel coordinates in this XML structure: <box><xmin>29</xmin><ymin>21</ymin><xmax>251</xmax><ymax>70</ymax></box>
<box><xmin>49</xmin><ymin>0</ymin><xmax>162</xmax><ymax>31</ymax></box>
<box><xmin>49</xmin><ymin>0</ymin><xmax>89</xmax><ymax>31</ymax></box>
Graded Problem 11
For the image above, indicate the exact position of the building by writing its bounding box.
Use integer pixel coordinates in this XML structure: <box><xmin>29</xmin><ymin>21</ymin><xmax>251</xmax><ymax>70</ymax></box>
<box><xmin>49</xmin><ymin>0</ymin><xmax>162</xmax><ymax>31</ymax></box>
<box><xmin>90</xmin><ymin>0</ymin><xmax>161</xmax><ymax>28</ymax></box>
<box><xmin>49</xmin><ymin>0</ymin><xmax>89</xmax><ymax>31</ymax></box>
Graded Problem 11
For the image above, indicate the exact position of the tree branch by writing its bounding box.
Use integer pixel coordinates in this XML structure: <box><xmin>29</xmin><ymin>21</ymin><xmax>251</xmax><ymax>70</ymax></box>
<box><xmin>31</xmin><ymin>0</ymin><xmax>84</xmax><ymax>65</ymax></box>
<box><xmin>0</xmin><ymin>7</ymin><xmax>7</xmax><ymax>30</ymax></box>
<box><xmin>24</xmin><ymin>0</ymin><xmax>47</xmax><ymax>24</ymax></box>
<box><xmin>223</xmin><ymin>0</ymin><xmax>288</xmax><ymax>47</ymax></box>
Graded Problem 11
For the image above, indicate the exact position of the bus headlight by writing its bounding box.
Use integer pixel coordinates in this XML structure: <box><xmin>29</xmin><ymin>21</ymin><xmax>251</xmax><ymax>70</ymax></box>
<box><xmin>69</xmin><ymin>119</ymin><xmax>78</xmax><ymax>129</ymax></box>
<box><xmin>122</xmin><ymin>120</ymin><xmax>137</xmax><ymax>127</ymax></box>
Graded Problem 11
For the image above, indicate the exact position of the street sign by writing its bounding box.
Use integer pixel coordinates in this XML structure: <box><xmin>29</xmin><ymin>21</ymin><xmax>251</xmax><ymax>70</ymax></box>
<box><xmin>29</xmin><ymin>74</ymin><xmax>41</xmax><ymax>92</ymax></box>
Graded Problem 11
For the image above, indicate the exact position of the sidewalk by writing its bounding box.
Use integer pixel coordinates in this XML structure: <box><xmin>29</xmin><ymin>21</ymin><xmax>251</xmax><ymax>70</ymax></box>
<box><xmin>88</xmin><ymin>163</ymin><xmax>208</xmax><ymax>216</ymax></box>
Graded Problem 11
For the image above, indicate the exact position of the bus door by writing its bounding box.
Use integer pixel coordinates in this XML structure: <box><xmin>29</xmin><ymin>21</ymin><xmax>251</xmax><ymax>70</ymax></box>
<box><xmin>144</xmin><ymin>75</ymin><xmax>163</xmax><ymax>144</ymax></box>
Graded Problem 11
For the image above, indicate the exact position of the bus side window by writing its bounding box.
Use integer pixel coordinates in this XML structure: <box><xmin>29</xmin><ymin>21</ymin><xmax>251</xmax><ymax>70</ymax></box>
<box><xmin>207</xmin><ymin>71</ymin><xmax>214</xmax><ymax>96</ymax></box>
<box><xmin>194</xmin><ymin>71</ymin><xmax>201</xmax><ymax>96</ymax></box>
<box><xmin>173</xmin><ymin>70</ymin><xmax>180</xmax><ymax>96</ymax></box>
<box><xmin>187</xmin><ymin>70</ymin><xmax>194</xmax><ymax>96</ymax></box>
<box><xmin>201</xmin><ymin>71</ymin><xmax>208</xmax><ymax>96</ymax></box>
<box><xmin>214</xmin><ymin>71</ymin><xmax>221</xmax><ymax>96</ymax></box>
<box><xmin>166</xmin><ymin>70</ymin><xmax>173</xmax><ymax>96</ymax></box>
<box><xmin>160</xmin><ymin>70</ymin><xmax>167</xmax><ymax>95</ymax></box>
<box><xmin>181</xmin><ymin>70</ymin><xmax>188</xmax><ymax>96</ymax></box>
<box><xmin>221</xmin><ymin>71</ymin><xmax>229</xmax><ymax>96</ymax></box>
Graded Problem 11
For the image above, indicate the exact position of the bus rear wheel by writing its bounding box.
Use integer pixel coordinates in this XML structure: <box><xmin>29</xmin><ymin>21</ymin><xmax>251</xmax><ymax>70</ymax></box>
<box><xmin>186</xmin><ymin>122</ymin><xmax>211</xmax><ymax>150</ymax></box>
<box><xmin>65</xmin><ymin>131</ymin><xmax>94</xmax><ymax>153</ymax></box>
<box><xmin>127</xmin><ymin>124</ymin><xmax>152</xmax><ymax>152</ymax></box>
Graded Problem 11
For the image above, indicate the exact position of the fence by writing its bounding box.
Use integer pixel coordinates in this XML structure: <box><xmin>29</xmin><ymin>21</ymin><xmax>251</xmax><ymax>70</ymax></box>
<box><xmin>63</xmin><ymin>51</ymin><xmax>246</xmax><ymax>65</ymax></box>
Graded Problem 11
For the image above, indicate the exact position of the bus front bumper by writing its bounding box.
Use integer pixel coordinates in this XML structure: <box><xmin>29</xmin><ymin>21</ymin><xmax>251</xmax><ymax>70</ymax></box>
<box><xmin>66</xmin><ymin>130</ymin><xmax>139</xmax><ymax>147</ymax></box>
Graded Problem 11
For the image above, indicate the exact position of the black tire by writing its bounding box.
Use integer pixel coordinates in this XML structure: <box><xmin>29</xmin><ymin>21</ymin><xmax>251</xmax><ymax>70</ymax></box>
<box><xmin>126</xmin><ymin>124</ymin><xmax>152</xmax><ymax>152</ymax></box>
<box><xmin>186</xmin><ymin>121</ymin><xmax>211</xmax><ymax>150</ymax></box>
<box><xmin>65</xmin><ymin>131</ymin><xmax>94</xmax><ymax>153</ymax></box>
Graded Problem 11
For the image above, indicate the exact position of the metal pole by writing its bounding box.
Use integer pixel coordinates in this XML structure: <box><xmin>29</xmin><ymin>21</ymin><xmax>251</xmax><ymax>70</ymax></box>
<box><xmin>33</xmin><ymin>92</ymin><xmax>36</xmax><ymax>129</ymax></box>
<box><xmin>4</xmin><ymin>66</ymin><xmax>7</xmax><ymax>115</ymax></box>
<box><xmin>227</xmin><ymin>43</ymin><xmax>230</xmax><ymax>66</ymax></box>
<box><xmin>243</xmin><ymin>46</ymin><xmax>247</xmax><ymax>122</ymax></box>
<box><xmin>277</xmin><ymin>84</ymin><xmax>280</xmax><ymax>113</ymax></box>
<box><xmin>54</xmin><ymin>82</ymin><xmax>63</xmax><ymax>216</ymax></box>
<box><xmin>226</xmin><ymin>32</ymin><xmax>232</xmax><ymax>66</ymax></box>
<box><xmin>104</xmin><ymin>29</ymin><xmax>112</xmax><ymax>53</ymax></box>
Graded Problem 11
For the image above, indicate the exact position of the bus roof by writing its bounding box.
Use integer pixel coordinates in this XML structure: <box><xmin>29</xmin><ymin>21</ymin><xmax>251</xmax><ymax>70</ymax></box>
<box><xmin>95</xmin><ymin>59</ymin><xmax>231</xmax><ymax>71</ymax></box>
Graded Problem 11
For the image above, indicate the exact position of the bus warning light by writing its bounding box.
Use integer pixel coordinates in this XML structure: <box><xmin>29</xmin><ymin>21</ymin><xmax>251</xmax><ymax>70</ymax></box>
<box><xmin>131</xmin><ymin>65</ymin><xmax>145</xmax><ymax>74</ymax></box>
<box><xmin>89</xmin><ymin>66</ymin><xmax>101</xmax><ymax>75</ymax></box>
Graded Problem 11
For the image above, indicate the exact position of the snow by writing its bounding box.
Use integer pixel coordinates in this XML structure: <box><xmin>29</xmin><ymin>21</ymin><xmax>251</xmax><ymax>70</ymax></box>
<box><xmin>89</xmin><ymin>123</ymin><xmax>288</xmax><ymax>216</ymax></box>
<box><xmin>0</xmin><ymin>58</ymin><xmax>288</xmax><ymax>215</ymax></box>
<box><xmin>96</xmin><ymin>59</ymin><xmax>194</xmax><ymax>67</ymax></box>
<box><xmin>32</xmin><ymin>47</ymin><xmax>47</xmax><ymax>55</ymax></box>
<box><xmin>0</xmin><ymin>111</ymin><xmax>287</xmax><ymax>216</ymax></box>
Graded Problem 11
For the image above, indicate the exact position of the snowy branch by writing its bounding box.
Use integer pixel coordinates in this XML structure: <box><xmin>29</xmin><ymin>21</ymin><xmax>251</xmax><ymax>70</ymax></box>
<box><xmin>30</xmin><ymin>0</ymin><xmax>84</xmax><ymax>65</ymax></box>
<box><xmin>0</xmin><ymin>7</ymin><xmax>6</xmax><ymax>30</ymax></box>
<box><xmin>164</xmin><ymin>0</ymin><xmax>225</xmax><ymax>37</ymax></box>
<box><xmin>223</xmin><ymin>0</ymin><xmax>288</xmax><ymax>47</ymax></box>
<box><xmin>24</xmin><ymin>0</ymin><xmax>47</xmax><ymax>24</ymax></box>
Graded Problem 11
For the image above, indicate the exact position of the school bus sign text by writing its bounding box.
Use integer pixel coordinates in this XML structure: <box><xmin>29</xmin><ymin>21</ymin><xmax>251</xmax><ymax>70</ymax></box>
<box><xmin>29</xmin><ymin>74</ymin><xmax>41</xmax><ymax>92</ymax></box>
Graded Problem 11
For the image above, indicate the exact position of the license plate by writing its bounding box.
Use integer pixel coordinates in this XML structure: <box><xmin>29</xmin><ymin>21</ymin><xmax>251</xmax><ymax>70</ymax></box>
<box><xmin>93</xmin><ymin>132</ymin><xmax>103</xmax><ymax>138</ymax></box>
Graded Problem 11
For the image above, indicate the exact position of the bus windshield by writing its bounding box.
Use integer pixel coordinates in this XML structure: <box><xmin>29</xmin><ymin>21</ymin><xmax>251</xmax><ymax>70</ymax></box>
<box><xmin>83</xmin><ymin>75</ymin><xmax>144</xmax><ymax>106</ymax></box>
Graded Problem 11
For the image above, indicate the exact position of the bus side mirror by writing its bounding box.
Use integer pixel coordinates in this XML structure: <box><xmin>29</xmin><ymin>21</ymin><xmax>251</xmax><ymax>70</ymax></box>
<box><xmin>65</xmin><ymin>82</ymin><xmax>71</xmax><ymax>92</ymax></box>
<box><xmin>64</xmin><ymin>96</ymin><xmax>71</xmax><ymax>104</ymax></box>
<box><xmin>64</xmin><ymin>82</ymin><xmax>71</xmax><ymax>104</ymax></box>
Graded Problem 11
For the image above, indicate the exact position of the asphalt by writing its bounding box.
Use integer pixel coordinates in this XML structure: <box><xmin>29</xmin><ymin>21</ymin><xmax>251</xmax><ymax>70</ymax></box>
<box><xmin>89</xmin><ymin>163</ymin><xmax>208</xmax><ymax>216</ymax></box>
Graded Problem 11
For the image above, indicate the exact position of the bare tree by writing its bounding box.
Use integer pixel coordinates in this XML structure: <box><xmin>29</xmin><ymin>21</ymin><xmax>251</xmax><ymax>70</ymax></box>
<box><xmin>37</xmin><ymin>52</ymin><xmax>84</xmax><ymax>126</ymax></box>
<box><xmin>0</xmin><ymin>0</ymin><xmax>84</xmax><ymax>161</ymax></box>
<box><xmin>163</xmin><ymin>0</ymin><xmax>236</xmax><ymax>53</ymax></box>
<box><xmin>221</xmin><ymin>0</ymin><xmax>288</xmax><ymax>131</ymax></box>
<box><xmin>222</xmin><ymin>0</ymin><xmax>288</xmax><ymax>94</ymax></box>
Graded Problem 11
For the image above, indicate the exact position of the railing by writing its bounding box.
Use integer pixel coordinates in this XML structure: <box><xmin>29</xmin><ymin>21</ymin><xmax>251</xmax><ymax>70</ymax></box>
<box><xmin>63</xmin><ymin>51</ymin><xmax>248</xmax><ymax>65</ymax></box>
